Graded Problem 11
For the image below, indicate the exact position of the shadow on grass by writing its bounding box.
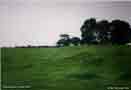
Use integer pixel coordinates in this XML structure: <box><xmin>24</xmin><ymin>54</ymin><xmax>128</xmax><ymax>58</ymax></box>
<box><xmin>67</xmin><ymin>72</ymin><xmax>101</xmax><ymax>80</ymax></box>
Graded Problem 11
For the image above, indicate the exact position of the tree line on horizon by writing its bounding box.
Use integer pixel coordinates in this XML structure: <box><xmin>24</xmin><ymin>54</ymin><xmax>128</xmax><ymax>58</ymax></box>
<box><xmin>57</xmin><ymin>18</ymin><xmax>131</xmax><ymax>47</ymax></box>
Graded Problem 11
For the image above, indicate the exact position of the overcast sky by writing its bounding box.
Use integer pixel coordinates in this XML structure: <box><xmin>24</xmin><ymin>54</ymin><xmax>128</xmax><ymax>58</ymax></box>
<box><xmin>0</xmin><ymin>0</ymin><xmax>131</xmax><ymax>47</ymax></box>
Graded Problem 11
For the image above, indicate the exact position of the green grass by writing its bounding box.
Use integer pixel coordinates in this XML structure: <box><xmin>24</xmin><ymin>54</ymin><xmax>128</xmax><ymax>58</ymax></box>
<box><xmin>1</xmin><ymin>45</ymin><xmax>131</xmax><ymax>90</ymax></box>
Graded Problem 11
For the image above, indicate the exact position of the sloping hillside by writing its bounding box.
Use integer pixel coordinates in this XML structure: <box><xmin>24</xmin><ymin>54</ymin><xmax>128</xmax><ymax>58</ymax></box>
<box><xmin>1</xmin><ymin>45</ymin><xmax>131</xmax><ymax>90</ymax></box>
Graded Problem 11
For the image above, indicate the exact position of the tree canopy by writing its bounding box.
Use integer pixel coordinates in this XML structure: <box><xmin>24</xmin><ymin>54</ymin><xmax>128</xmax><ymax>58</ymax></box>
<box><xmin>57</xmin><ymin>18</ymin><xmax>131</xmax><ymax>46</ymax></box>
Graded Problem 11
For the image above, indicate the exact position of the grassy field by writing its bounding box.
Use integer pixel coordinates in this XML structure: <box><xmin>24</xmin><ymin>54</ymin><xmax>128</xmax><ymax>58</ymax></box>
<box><xmin>1</xmin><ymin>45</ymin><xmax>131</xmax><ymax>90</ymax></box>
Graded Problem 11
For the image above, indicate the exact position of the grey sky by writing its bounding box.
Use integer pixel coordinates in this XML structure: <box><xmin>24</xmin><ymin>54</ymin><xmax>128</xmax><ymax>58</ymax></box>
<box><xmin>0</xmin><ymin>0</ymin><xmax>131</xmax><ymax>47</ymax></box>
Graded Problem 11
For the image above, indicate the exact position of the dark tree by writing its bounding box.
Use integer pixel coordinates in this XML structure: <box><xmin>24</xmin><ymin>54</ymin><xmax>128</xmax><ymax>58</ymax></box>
<box><xmin>80</xmin><ymin>18</ymin><xmax>97</xmax><ymax>44</ymax></box>
<box><xmin>96</xmin><ymin>20</ymin><xmax>110</xmax><ymax>44</ymax></box>
<box><xmin>80</xmin><ymin>18</ymin><xmax>111</xmax><ymax>44</ymax></box>
<box><xmin>57</xmin><ymin>34</ymin><xmax>71</xmax><ymax>47</ymax></box>
<box><xmin>60</xmin><ymin>34</ymin><xmax>70</xmax><ymax>40</ymax></box>
<box><xmin>57</xmin><ymin>39</ymin><xmax>66</xmax><ymax>47</ymax></box>
<box><xmin>110</xmin><ymin>20</ymin><xmax>131</xmax><ymax>44</ymax></box>
<box><xmin>57</xmin><ymin>18</ymin><xmax>131</xmax><ymax>46</ymax></box>
<box><xmin>71</xmin><ymin>37</ymin><xmax>81</xmax><ymax>46</ymax></box>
